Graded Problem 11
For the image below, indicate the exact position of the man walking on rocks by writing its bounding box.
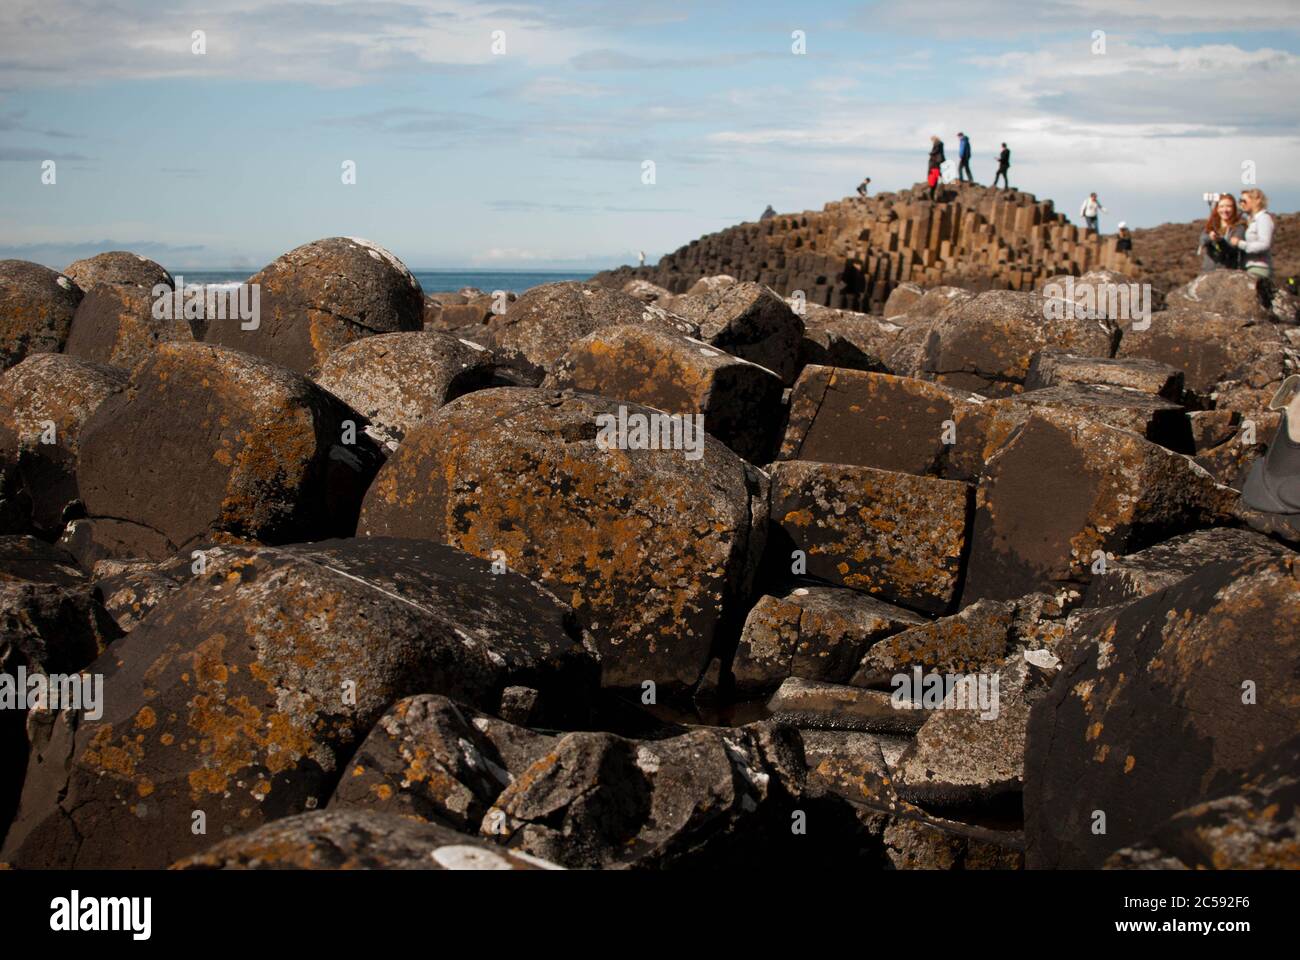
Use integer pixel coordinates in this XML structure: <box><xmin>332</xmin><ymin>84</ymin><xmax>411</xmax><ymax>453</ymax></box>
<box><xmin>993</xmin><ymin>143</ymin><xmax>1010</xmax><ymax>189</ymax></box>
<box><xmin>956</xmin><ymin>132</ymin><xmax>972</xmax><ymax>183</ymax></box>
<box><xmin>1080</xmin><ymin>192</ymin><xmax>1105</xmax><ymax>233</ymax></box>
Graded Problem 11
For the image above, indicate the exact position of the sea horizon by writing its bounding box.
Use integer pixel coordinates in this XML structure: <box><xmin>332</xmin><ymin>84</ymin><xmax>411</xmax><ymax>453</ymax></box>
<box><xmin>172</xmin><ymin>267</ymin><xmax>605</xmax><ymax>294</ymax></box>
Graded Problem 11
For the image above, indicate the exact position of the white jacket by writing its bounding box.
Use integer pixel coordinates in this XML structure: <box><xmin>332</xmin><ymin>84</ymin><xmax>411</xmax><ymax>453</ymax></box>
<box><xmin>1080</xmin><ymin>198</ymin><xmax>1104</xmax><ymax>217</ymax></box>
<box><xmin>1241</xmin><ymin>210</ymin><xmax>1274</xmax><ymax>270</ymax></box>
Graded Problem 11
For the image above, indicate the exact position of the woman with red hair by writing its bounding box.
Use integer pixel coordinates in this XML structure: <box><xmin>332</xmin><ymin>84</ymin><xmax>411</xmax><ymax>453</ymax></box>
<box><xmin>1198</xmin><ymin>193</ymin><xmax>1245</xmax><ymax>272</ymax></box>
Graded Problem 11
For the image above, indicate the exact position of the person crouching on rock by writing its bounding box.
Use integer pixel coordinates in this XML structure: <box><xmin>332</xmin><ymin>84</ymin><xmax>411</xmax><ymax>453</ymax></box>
<box><xmin>856</xmin><ymin>177</ymin><xmax>872</xmax><ymax>198</ymax></box>
<box><xmin>1198</xmin><ymin>193</ymin><xmax>1245</xmax><ymax>272</ymax></box>
<box><xmin>1115</xmin><ymin>221</ymin><xmax>1133</xmax><ymax>253</ymax></box>
<box><xmin>1232</xmin><ymin>188</ymin><xmax>1274</xmax><ymax>282</ymax></box>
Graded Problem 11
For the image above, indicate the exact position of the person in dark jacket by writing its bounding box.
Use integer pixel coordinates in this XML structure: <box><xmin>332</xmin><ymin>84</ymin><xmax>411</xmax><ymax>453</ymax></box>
<box><xmin>927</xmin><ymin>136</ymin><xmax>945</xmax><ymax>200</ymax></box>
<box><xmin>956</xmin><ymin>132</ymin><xmax>972</xmax><ymax>182</ymax></box>
<box><xmin>1115</xmin><ymin>222</ymin><xmax>1133</xmax><ymax>253</ymax></box>
<box><xmin>929</xmin><ymin>136</ymin><xmax>945</xmax><ymax>172</ymax></box>
<box><xmin>993</xmin><ymin>143</ymin><xmax>1010</xmax><ymax>189</ymax></box>
<box><xmin>1198</xmin><ymin>193</ymin><xmax>1245</xmax><ymax>272</ymax></box>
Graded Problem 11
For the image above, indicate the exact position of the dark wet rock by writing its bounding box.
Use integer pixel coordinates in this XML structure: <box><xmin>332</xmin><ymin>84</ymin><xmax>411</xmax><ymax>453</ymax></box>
<box><xmin>64</xmin><ymin>284</ymin><xmax>192</xmax><ymax>370</ymax></box>
<box><xmin>487</xmin><ymin>282</ymin><xmax>696</xmax><ymax>374</ymax></box>
<box><xmin>921</xmin><ymin>290</ymin><xmax>1119</xmax><ymax>397</ymax></box>
<box><xmin>174</xmin><ymin>809</ymin><xmax>561</xmax><ymax>870</ymax></box>
<box><xmin>1025</xmin><ymin>351</ymin><xmax>1184</xmax><ymax>400</ymax></box>
<box><xmin>483</xmin><ymin>721</ymin><xmax>808</xmax><ymax>869</ymax></box>
<box><xmin>961</xmin><ymin>409</ymin><xmax>1237</xmax><ymax>605</ymax></box>
<box><xmin>671</xmin><ymin>281</ymin><xmax>804</xmax><ymax>385</ymax></box>
<box><xmin>0</xmin><ymin>354</ymin><xmax>127</xmax><ymax>536</ymax></box>
<box><xmin>851</xmin><ymin>599</ymin><xmax>1013</xmax><ymax>687</ymax></box>
<box><xmin>732</xmin><ymin>585</ymin><xmax>925</xmax><ymax>694</ymax></box>
<box><xmin>75</xmin><ymin>341</ymin><xmax>382</xmax><ymax>561</ymax></box>
<box><xmin>779</xmin><ymin>366</ymin><xmax>992</xmax><ymax>480</ymax></box>
<box><xmin>1025</xmin><ymin>554</ymin><xmax>1300</xmax><ymax>868</ymax></box>
<box><xmin>1082</xmin><ymin>527</ymin><xmax>1287</xmax><ymax>608</ymax></box>
<box><xmin>330</xmin><ymin>694</ymin><xmax>555</xmax><ymax>831</ymax></box>
<box><xmin>359</xmin><ymin>388</ymin><xmax>767</xmax><ymax>693</ymax></box>
<box><xmin>543</xmin><ymin>323</ymin><xmax>784</xmax><ymax>463</ymax></box>
<box><xmin>769</xmin><ymin>460</ymin><xmax>971</xmax><ymax>614</ymax></box>
<box><xmin>205</xmin><ymin>237</ymin><xmax>424</xmax><ymax>374</ymax></box>
<box><xmin>314</xmin><ymin>331</ymin><xmax>499</xmax><ymax>450</ymax></box>
<box><xmin>1104</xmin><ymin>736</ymin><xmax>1300</xmax><ymax>870</ymax></box>
<box><xmin>766</xmin><ymin>677</ymin><xmax>926</xmax><ymax>734</ymax></box>
<box><xmin>0</xmin><ymin>260</ymin><xmax>82</xmax><ymax>371</ymax></box>
<box><xmin>62</xmin><ymin>252</ymin><xmax>173</xmax><ymax>293</ymax></box>
<box><xmin>0</xmin><ymin>537</ymin><xmax>598</xmax><ymax>868</ymax></box>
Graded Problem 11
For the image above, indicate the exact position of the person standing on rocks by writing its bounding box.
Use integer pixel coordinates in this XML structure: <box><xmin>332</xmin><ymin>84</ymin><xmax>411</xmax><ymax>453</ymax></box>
<box><xmin>1231</xmin><ymin>188</ymin><xmax>1274</xmax><ymax>282</ymax></box>
<box><xmin>993</xmin><ymin>143</ymin><xmax>1010</xmax><ymax>189</ymax></box>
<box><xmin>1080</xmin><ymin>192</ymin><xmax>1105</xmax><ymax>233</ymax></box>
<box><xmin>1198</xmin><ymin>194</ymin><xmax>1245</xmax><ymax>272</ymax></box>
<box><xmin>928</xmin><ymin>136</ymin><xmax>945</xmax><ymax>200</ymax></box>
<box><xmin>956</xmin><ymin>132</ymin><xmax>973</xmax><ymax>183</ymax></box>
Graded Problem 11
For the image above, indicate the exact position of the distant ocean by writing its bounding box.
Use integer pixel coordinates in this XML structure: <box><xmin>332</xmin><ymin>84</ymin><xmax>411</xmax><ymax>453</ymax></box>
<box><xmin>176</xmin><ymin>269</ymin><xmax>598</xmax><ymax>295</ymax></box>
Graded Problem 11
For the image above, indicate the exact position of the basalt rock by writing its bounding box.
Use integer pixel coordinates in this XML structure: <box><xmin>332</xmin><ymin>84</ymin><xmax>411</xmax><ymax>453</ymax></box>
<box><xmin>483</xmin><ymin>721</ymin><xmax>809</xmax><ymax>869</ymax></box>
<box><xmin>0</xmin><ymin>537</ymin><xmax>598</xmax><ymax>869</ymax></box>
<box><xmin>851</xmin><ymin>599</ymin><xmax>1013</xmax><ymax>687</ymax></box>
<box><xmin>1104</xmin><ymin>736</ymin><xmax>1300</xmax><ymax>870</ymax></box>
<box><xmin>488</xmin><ymin>282</ymin><xmax>696</xmax><ymax>374</ymax></box>
<box><xmin>731</xmin><ymin>585</ymin><xmax>925</xmax><ymax>694</ymax></box>
<box><xmin>766</xmin><ymin>677</ymin><xmax>926</xmax><ymax>734</ymax></box>
<box><xmin>672</xmin><ymin>281</ymin><xmax>805</xmax><ymax>384</ymax></box>
<box><xmin>542</xmin><ymin>323</ymin><xmax>784</xmax><ymax>463</ymax></box>
<box><xmin>64</xmin><ymin>283</ymin><xmax>192</xmax><ymax>370</ymax></box>
<box><xmin>0</xmin><ymin>354</ymin><xmax>127</xmax><ymax>536</ymax></box>
<box><xmin>175</xmin><ymin>809</ymin><xmax>562</xmax><ymax>870</ymax></box>
<box><xmin>769</xmin><ymin>459</ymin><xmax>971</xmax><ymax>614</ymax></box>
<box><xmin>75</xmin><ymin>341</ymin><xmax>383</xmax><ymax>560</ymax></box>
<box><xmin>62</xmin><ymin>252</ymin><xmax>173</xmax><ymax>293</ymax></box>
<box><xmin>961</xmin><ymin>409</ymin><xmax>1237</xmax><ymax>605</ymax></box>
<box><xmin>1171</xmin><ymin>269</ymin><xmax>1274</xmax><ymax>325</ymax></box>
<box><xmin>1007</xmin><ymin>383</ymin><xmax>1193</xmax><ymax>453</ymax></box>
<box><xmin>0</xmin><ymin>260</ymin><xmax>82</xmax><ymax>371</ymax></box>
<box><xmin>359</xmin><ymin>388</ymin><xmax>768</xmax><ymax>693</ymax></box>
<box><xmin>778</xmin><ymin>366</ymin><xmax>992</xmax><ymax>480</ymax></box>
<box><xmin>1082</xmin><ymin>527</ymin><xmax>1288</xmax><ymax>608</ymax></box>
<box><xmin>329</xmin><ymin>694</ymin><xmax>556</xmax><ymax>831</ymax></box>
<box><xmin>1025</xmin><ymin>351</ymin><xmax>1184</xmax><ymax>401</ymax></box>
<box><xmin>921</xmin><ymin>290</ymin><xmax>1119</xmax><ymax>397</ymax></box>
<box><xmin>313</xmin><ymin>331</ymin><xmax>500</xmax><ymax>449</ymax></box>
<box><xmin>1117</xmin><ymin>306</ymin><xmax>1289</xmax><ymax>398</ymax></box>
<box><xmin>205</xmin><ymin>237</ymin><xmax>424</xmax><ymax>374</ymax></box>
<box><xmin>1025</xmin><ymin>554</ymin><xmax>1300</xmax><ymax>869</ymax></box>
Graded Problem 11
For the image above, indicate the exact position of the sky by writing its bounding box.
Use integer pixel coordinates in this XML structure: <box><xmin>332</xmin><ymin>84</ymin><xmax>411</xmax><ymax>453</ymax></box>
<box><xmin>1</xmin><ymin>0</ymin><xmax>1297</xmax><ymax>273</ymax></box>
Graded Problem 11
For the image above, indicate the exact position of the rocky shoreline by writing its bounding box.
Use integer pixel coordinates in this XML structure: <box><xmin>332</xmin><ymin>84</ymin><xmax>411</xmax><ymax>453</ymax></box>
<box><xmin>1</xmin><ymin>202</ymin><xmax>1298</xmax><ymax>869</ymax></box>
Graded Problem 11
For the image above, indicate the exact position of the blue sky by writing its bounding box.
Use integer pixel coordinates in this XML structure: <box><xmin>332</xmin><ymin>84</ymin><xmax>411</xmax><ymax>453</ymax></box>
<box><xmin>1</xmin><ymin>0</ymin><xmax>1297</xmax><ymax>273</ymax></box>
